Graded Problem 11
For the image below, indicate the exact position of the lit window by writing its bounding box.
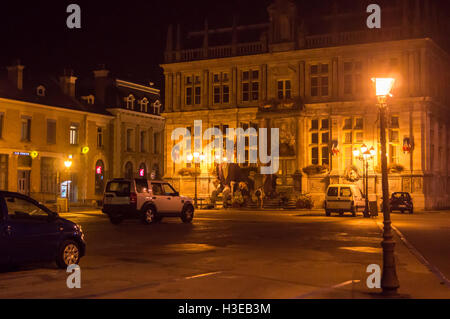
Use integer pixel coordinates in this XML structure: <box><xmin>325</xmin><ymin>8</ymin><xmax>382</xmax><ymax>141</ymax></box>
<box><xmin>310</xmin><ymin>118</ymin><xmax>330</xmax><ymax>166</ymax></box>
<box><xmin>69</xmin><ymin>123</ymin><xmax>79</xmax><ymax>145</ymax></box>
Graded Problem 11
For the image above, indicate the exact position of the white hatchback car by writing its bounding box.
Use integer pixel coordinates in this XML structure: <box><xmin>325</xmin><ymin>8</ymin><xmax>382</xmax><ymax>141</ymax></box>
<box><xmin>324</xmin><ymin>184</ymin><xmax>365</xmax><ymax>217</ymax></box>
<box><xmin>102</xmin><ymin>179</ymin><xmax>194</xmax><ymax>225</ymax></box>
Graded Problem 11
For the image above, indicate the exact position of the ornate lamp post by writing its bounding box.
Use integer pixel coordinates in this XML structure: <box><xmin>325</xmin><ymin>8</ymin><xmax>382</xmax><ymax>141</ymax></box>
<box><xmin>353</xmin><ymin>145</ymin><xmax>376</xmax><ymax>218</ymax></box>
<box><xmin>64</xmin><ymin>155</ymin><xmax>73</xmax><ymax>212</ymax></box>
<box><xmin>372</xmin><ymin>77</ymin><xmax>399</xmax><ymax>296</ymax></box>
<box><xmin>191</xmin><ymin>152</ymin><xmax>206</xmax><ymax>209</ymax></box>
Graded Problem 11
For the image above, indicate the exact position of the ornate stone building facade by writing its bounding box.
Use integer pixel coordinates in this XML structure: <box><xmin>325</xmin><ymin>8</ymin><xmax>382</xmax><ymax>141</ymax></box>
<box><xmin>161</xmin><ymin>0</ymin><xmax>450</xmax><ymax>210</ymax></box>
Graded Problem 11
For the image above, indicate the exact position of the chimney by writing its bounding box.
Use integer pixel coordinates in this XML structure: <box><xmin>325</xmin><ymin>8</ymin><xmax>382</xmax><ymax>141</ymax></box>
<box><xmin>7</xmin><ymin>59</ymin><xmax>25</xmax><ymax>90</ymax></box>
<box><xmin>59</xmin><ymin>68</ymin><xmax>77</xmax><ymax>98</ymax></box>
<box><xmin>93</xmin><ymin>64</ymin><xmax>110</xmax><ymax>105</ymax></box>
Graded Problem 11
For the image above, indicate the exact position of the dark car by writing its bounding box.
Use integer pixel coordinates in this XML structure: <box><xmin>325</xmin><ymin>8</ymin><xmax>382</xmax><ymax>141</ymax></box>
<box><xmin>0</xmin><ymin>191</ymin><xmax>85</xmax><ymax>269</ymax></box>
<box><xmin>390</xmin><ymin>192</ymin><xmax>414</xmax><ymax>214</ymax></box>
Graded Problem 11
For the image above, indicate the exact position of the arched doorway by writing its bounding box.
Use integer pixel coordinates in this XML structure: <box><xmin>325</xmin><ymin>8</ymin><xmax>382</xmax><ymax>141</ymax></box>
<box><xmin>95</xmin><ymin>160</ymin><xmax>105</xmax><ymax>194</ymax></box>
<box><xmin>125</xmin><ymin>162</ymin><xmax>134</xmax><ymax>179</ymax></box>
<box><xmin>138</xmin><ymin>163</ymin><xmax>147</xmax><ymax>178</ymax></box>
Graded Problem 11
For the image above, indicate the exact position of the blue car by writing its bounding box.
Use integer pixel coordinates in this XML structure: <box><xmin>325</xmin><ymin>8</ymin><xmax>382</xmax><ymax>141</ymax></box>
<box><xmin>0</xmin><ymin>191</ymin><xmax>85</xmax><ymax>269</ymax></box>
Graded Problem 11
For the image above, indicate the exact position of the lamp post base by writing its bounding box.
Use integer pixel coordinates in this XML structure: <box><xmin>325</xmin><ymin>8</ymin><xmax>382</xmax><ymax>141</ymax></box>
<box><xmin>381</xmin><ymin>233</ymin><xmax>400</xmax><ymax>295</ymax></box>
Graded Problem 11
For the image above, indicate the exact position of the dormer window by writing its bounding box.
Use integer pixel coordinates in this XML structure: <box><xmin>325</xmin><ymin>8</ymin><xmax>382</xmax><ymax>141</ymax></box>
<box><xmin>153</xmin><ymin>100</ymin><xmax>161</xmax><ymax>115</ymax></box>
<box><xmin>126</xmin><ymin>94</ymin><xmax>135</xmax><ymax>109</ymax></box>
<box><xmin>140</xmin><ymin>98</ymin><xmax>149</xmax><ymax>112</ymax></box>
<box><xmin>81</xmin><ymin>95</ymin><xmax>95</xmax><ymax>105</ymax></box>
<box><xmin>36</xmin><ymin>85</ymin><xmax>46</xmax><ymax>97</ymax></box>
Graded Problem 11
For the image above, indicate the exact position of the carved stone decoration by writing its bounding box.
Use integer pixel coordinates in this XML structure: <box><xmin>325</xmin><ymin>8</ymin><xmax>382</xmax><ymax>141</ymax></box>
<box><xmin>274</xmin><ymin>118</ymin><xmax>296</xmax><ymax>156</ymax></box>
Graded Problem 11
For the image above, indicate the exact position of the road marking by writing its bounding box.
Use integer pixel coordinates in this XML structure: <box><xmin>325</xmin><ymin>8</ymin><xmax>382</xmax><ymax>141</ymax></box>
<box><xmin>184</xmin><ymin>271</ymin><xmax>221</xmax><ymax>280</ymax></box>
<box><xmin>293</xmin><ymin>280</ymin><xmax>361</xmax><ymax>299</ymax></box>
<box><xmin>376</xmin><ymin>221</ymin><xmax>450</xmax><ymax>288</ymax></box>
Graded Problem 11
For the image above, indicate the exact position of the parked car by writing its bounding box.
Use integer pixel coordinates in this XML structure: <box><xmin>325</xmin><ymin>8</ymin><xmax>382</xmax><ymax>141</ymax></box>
<box><xmin>324</xmin><ymin>184</ymin><xmax>365</xmax><ymax>217</ymax></box>
<box><xmin>102</xmin><ymin>178</ymin><xmax>195</xmax><ymax>225</ymax></box>
<box><xmin>390</xmin><ymin>192</ymin><xmax>414</xmax><ymax>214</ymax></box>
<box><xmin>0</xmin><ymin>191</ymin><xmax>85</xmax><ymax>269</ymax></box>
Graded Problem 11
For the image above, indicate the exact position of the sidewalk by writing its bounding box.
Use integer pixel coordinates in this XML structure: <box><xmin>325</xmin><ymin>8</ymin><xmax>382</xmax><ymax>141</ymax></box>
<box><xmin>308</xmin><ymin>217</ymin><xmax>450</xmax><ymax>299</ymax></box>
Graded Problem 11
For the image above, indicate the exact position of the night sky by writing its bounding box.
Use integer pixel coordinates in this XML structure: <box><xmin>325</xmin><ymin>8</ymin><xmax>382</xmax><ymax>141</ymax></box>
<box><xmin>0</xmin><ymin>0</ymin><xmax>275</xmax><ymax>89</ymax></box>
<box><xmin>1</xmin><ymin>0</ymin><xmax>448</xmax><ymax>90</ymax></box>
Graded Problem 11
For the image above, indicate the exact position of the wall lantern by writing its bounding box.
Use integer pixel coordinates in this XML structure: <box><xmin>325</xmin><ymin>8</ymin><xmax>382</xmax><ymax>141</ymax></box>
<box><xmin>82</xmin><ymin>146</ymin><xmax>90</xmax><ymax>154</ymax></box>
<box><xmin>30</xmin><ymin>151</ymin><xmax>39</xmax><ymax>159</ymax></box>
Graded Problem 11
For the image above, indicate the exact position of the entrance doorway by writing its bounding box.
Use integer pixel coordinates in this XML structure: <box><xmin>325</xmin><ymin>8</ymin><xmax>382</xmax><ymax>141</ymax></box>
<box><xmin>17</xmin><ymin>170</ymin><xmax>30</xmax><ymax>195</ymax></box>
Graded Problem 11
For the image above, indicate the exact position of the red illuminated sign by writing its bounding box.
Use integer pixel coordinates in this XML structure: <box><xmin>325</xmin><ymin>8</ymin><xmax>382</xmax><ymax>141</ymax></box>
<box><xmin>96</xmin><ymin>166</ymin><xmax>102</xmax><ymax>175</ymax></box>
<box><xmin>139</xmin><ymin>169</ymin><xmax>145</xmax><ymax>177</ymax></box>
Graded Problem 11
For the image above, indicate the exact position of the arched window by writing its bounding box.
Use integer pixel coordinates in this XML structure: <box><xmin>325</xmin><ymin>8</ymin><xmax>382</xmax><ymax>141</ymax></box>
<box><xmin>138</xmin><ymin>163</ymin><xmax>147</xmax><ymax>178</ymax></box>
<box><xmin>153</xmin><ymin>100</ymin><xmax>161</xmax><ymax>115</ymax></box>
<box><xmin>125</xmin><ymin>161</ymin><xmax>134</xmax><ymax>179</ymax></box>
<box><xmin>126</xmin><ymin>94</ymin><xmax>135</xmax><ymax>110</ymax></box>
<box><xmin>95</xmin><ymin>160</ymin><xmax>105</xmax><ymax>195</ymax></box>
<box><xmin>37</xmin><ymin>85</ymin><xmax>46</xmax><ymax>97</ymax></box>
<box><xmin>140</xmin><ymin>98</ymin><xmax>149</xmax><ymax>112</ymax></box>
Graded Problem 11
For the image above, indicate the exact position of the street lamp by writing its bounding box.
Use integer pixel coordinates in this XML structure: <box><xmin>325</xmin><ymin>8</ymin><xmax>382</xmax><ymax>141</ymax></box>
<box><xmin>372</xmin><ymin>77</ymin><xmax>399</xmax><ymax>296</ymax></box>
<box><xmin>64</xmin><ymin>155</ymin><xmax>73</xmax><ymax>212</ymax></box>
<box><xmin>192</xmin><ymin>152</ymin><xmax>206</xmax><ymax>209</ymax></box>
<box><xmin>354</xmin><ymin>145</ymin><xmax>375</xmax><ymax>218</ymax></box>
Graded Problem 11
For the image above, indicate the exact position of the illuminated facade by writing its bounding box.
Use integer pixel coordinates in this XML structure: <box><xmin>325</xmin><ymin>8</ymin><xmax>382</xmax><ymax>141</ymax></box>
<box><xmin>0</xmin><ymin>62</ymin><xmax>164</xmax><ymax>205</ymax></box>
<box><xmin>161</xmin><ymin>0</ymin><xmax>450</xmax><ymax>209</ymax></box>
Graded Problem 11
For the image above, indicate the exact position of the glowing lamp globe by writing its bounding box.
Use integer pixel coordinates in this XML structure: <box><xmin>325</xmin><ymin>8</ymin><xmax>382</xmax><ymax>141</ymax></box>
<box><xmin>372</xmin><ymin>78</ymin><xmax>395</xmax><ymax>97</ymax></box>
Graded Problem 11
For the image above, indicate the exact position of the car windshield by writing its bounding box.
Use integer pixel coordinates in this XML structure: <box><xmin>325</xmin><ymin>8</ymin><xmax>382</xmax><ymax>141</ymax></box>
<box><xmin>327</xmin><ymin>187</ymin><xmax>338</xmax><ymax>196</ymax></box>
<box><xmin>106</xmin><ymin>181</ymin><xmax>131</xmax><ymax>195</ymax></box>
<box><xmin>340</xmin><ymin>187</ymin><xmax>352</xmax><ymax>197</ymax></box>
<box><xmin>392</xmin><ymin>193</ymin><xmax>409</xmax><ymax>199</ymax></box>
<box><xmin>135</xmin><ymin>179</ymin><xmax>148</xmax><ymax>193</ymax></box>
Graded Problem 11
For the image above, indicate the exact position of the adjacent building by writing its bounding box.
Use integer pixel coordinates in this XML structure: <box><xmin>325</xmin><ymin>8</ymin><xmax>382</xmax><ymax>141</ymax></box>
<box><xmin>0</xmin><ymin>62</ymin><xmax>164</xmax><ymax>205</ymax></box>
<box><xmin>161</xmin><ymin>0</ymin><xmax>450</xmax><ymax>210</ymax></box>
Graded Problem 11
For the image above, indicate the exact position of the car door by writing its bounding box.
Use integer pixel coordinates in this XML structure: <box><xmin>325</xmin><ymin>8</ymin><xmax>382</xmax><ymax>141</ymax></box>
<box><xmin>161</xmin><ymin>183</ymin><xmax>184</xmax><ymax>214</ymax></box>
<box><xmin>338</xmin><ymin>186</ymin><xmax>353</xmax><ymax>209</ymax></box>
<box><xmin>4</xmin><ymin>194</ymin><xmax>60</xmax><ymax>264</ymax></box>
<box><xmin>0</xmin><ymin>195</ymin><xmax>12</xmax><ymax>264</ymax></box>
<box><xmin>149</xmin><ymin>182</ymin><xmax>168</xmax><ymax>213</ymax></box>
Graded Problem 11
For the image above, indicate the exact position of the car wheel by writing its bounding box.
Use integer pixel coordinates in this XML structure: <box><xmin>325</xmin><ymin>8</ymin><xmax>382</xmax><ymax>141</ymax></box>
<box><xmin>181</xmin><ymin>205</ymin><xmax>194</xmax><ymax>223</ymax></box>
<box><xmin>56</xmin><ymin>240</ymin><xmax>81</xmax><ymax>269</ymax></box>
<box><xmin>109</xmin><ymin>214</ymin><xmax>124</xmax><ymax>225</ymax></box>
<box><xmin>142</xmin><ymin>206</ymin><xmax>157</xmax><ymax>225</ymax></box>
<box><xmin>325</xmin><ymin>209</ymin><xmax>331</xmax><ymax>216</ymax></box>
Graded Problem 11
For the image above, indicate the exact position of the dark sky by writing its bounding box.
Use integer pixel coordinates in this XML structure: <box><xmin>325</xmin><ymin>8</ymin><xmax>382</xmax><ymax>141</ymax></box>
<box><xmin>1</xmin><ymin>0</ymin><xmax>448</xmax><ymax>90</ymax></box>
<box><xmin>0</xmin><ymin>0</ymin><xmax>275</xmax><ymax>88</ymax></box>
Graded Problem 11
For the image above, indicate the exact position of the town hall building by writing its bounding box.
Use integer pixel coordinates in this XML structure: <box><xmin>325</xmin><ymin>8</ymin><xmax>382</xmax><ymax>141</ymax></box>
<box><xmin>161</xmin><ymin>0</ymin><xmax>450</xmax><ymax>210</ymax></box>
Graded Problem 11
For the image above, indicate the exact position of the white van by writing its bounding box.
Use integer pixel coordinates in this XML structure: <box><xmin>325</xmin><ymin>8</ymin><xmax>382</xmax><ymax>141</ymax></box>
<box><xmin>324</xmin><ymin>184</ymin><xmax>365</xmax><ymax>217</ymax></box>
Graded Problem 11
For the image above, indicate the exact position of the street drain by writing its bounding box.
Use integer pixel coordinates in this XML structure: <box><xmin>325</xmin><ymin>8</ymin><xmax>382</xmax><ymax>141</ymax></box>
<box><xmin>339</xmin><ymin>246</ymin><xmax>382</xmax><ymax>253</ymax></box>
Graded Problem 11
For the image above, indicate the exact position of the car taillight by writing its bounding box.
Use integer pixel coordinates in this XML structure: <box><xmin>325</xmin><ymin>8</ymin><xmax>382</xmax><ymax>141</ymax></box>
<box><xmin>130</xmin><ymin>192</ymin><xmax>137</xmax><ymax>204</ymax></box>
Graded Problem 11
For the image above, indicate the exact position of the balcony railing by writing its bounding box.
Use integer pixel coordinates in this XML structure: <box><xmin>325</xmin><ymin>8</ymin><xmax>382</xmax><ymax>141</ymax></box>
<box><xmin>165</xmin><ymin>26</ymin><xmax>418</xmax><ymax>63</ymax></box>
